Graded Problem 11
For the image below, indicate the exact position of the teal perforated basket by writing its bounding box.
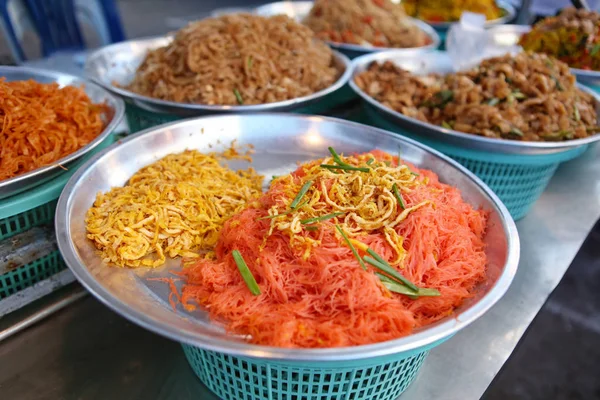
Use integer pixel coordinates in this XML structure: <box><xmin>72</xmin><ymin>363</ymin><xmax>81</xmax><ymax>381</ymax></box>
<box><xmin>182</xmin><ymin>336</ymin><xmax>448</xmax><ymax>400</ymax></box>
<box><xmin>0</xmin><ymin>135</ymin><xmax>116</xmax><ymax>299</ymax></box>
<box><xmin>362</xmin><ymin>106</ymin><xmax>588</xmax><ymax>221</ymax></box>
<box><xmin>125</xmin><ymin>85</ymin><xmax>357</xmax><ymax>133</ymax></box>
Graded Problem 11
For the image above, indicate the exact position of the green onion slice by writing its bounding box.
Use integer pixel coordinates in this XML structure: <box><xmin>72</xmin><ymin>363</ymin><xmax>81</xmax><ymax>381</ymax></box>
<box><xmin>376</xmin><ymin>273</ymin><xmax>440</xmax><ymax>297</ymax></box>
<box><xmin>290</xmin><ymin>180</ymin><xmax>313</xmax><ymax>209</ymax></box>
<box><xmin>335</xmin><ymin>225</ymin><xmax>367</xmax><ymax>270</ymax></box>
<box><xmin>257</xmin><ymin>200</ymin><xmax>308</xmax><ymax>220</ymax></box>
<box><xmin>365</xmin><ymin>249</ymin><xmax>418</xmax><ymax>292</ymax></box>
<box><xmin>232</xmin><ymin>250</ymin><xmax>261</xmax><ymax>295</ymax></box>
<box><xmin>233</xmin><ymin>88</ymin><xmax>244</xmax><ymax>104</ymax></box>
<box><xmin>392</xmin><ymin>183</ymin><xmax>406</xmax><ymax>210</ymax></box>
<box><xmin>301</xmin><ymin>212</ymin><xmax>345</xmax><ymax>225</ymax></box>
<box><xmin>320</xmin><ymin>164</ymin><xmax>370</xmax><ymax>173</ymax></box>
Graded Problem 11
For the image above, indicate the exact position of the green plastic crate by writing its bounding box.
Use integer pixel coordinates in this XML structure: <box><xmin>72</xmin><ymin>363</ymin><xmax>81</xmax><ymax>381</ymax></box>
<box><xmin>0</xmin><ymin>250</ymin><xmax>66</xmax><ymax>299</ymax></box>
<box><xmin>0</xmin><ymin>135</ymin><xmax>116</xmax><ymax>299</ymax></box>
<box><xmin>182</xmin><ymin>336</ymin><xmax>449</xmax><ymax>400</ymax></box>
<box><xmin>0</xmin><ymin>200</ymin><xmax>57</xmax><ymax>242</ymax></box>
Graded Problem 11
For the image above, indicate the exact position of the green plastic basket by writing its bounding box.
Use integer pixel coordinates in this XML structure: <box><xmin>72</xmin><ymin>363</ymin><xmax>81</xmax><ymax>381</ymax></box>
<box><xmin>363</xmin><ymin>106</ymin><xmax>588</xmax><ymax>220</ymax></box>
<box><xmin>182</xmin><ymin>336</ymin><xmax>449</xmax><ymax>400</ymax></box>
<box><xmin>0</xmin><ymin>250</ymin><xmax>66</xmax><ymax>299</ymax></box>
<box><xmin>126</xmin><ymin>85</ymin><xmax>357</xmax><ymax>133</ymax></box>
<box><xmin>0</xmin><ymin>135</ymin><xmax>116</xmax><ymax>299</ymax></box>
<box><xmin>0</xmin><ymin>200</ymin><xmax>57</xmax><ymax>242</ymax></box>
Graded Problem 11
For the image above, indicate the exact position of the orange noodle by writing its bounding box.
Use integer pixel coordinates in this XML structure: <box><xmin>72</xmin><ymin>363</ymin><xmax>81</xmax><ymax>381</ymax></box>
<box><xmin>0</xmin><ymin>79</ymin><xmax>109</xmax><ymax>181</ymax></box>
<box><xmin>179</xmin><ymin>150</ymin><xmax>488</xmax><ymax>348</ymax></box>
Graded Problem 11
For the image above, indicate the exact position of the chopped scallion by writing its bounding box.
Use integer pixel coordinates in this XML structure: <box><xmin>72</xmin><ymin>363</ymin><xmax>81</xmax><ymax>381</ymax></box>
<box><xmin>574</xmin><ymin>106</ymin><xmax>581</xmax><ymax>122</ymax></box>
<box><xmin>441</xmin><ymin>121</ymin><xmax>453</xmax><ymax>129</ymax></box>
<box><xmin>365</xmin><ymin>248</ymin><xmax>418</xmax><ymax>291</ymax></box>
<box><xmin>376</xmin><ymin>273</ymin><xmax>440</xmax><ymax>297</ymax></box>
<box><xmin>509</xmin><ymin>127</ymin><xmax>524</xmax><ymax>137</ymax></box>
<box><xmin>301</xmin><ymin>212</ymin><xmax>345</xmax><ymax>225</ymax></box>
<box><xmin>233</xmin><ymin>88</ymin><xmax>244</xmax><ymax>104</ymax></box>
<box><xmin>335</xmin><ymin>225</ymin><xmax>367</xmax><ymax>270</ymax></box>
<box><xmin>328</xmin><ymin>147</ymin><xmax>345</xmax><ymax>166</ymax></box>
<box><xmin>366</xmin><ymin>158</ymin><xmax>375</xmax><ymax>165</ymax></box>
<box><xmin>232</xmin><ymin>250</ymin><xmax>261</xmax><ymax>295</ymax></box>
<box><xmin>290</xmin><ymin>180</ymin><xmax>313</xmax><ymax>209</ymax></box>
<box><xmin>487</xmin><ymin>97</ymin><xmax>500</xmax><ymax>106</ymax></box>
<box><xmin>392</xmin><ymin>183</ymin><xmax>406</xmax><ymax>210</ymax></box>
<box><xmin>320</xmin><ymin>164</ymin><xmax>370</xmax><ymax>173</ymax></box>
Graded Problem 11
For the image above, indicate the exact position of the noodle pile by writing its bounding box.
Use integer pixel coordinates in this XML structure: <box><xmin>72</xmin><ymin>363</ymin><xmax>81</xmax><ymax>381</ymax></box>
<box><xmin>86</xmin><ymin>148</ymin><xmax>263</xmax><ymax>268</ymax></box>
<box><xmin>519</xmin><ymin>8</ymin><xmax>600</xmax><ymax>71</ymax></box>
<box><xmin>0</xmin><ymin>79</ymin><xmax>109</xmax><ymax>181</ymax></box>
<box><xmin>124</xmin><ymin>14</ymin><xmax>340</xmax><ymax>105</ymax></box>
<box><xmin>180</xmin><ymin>150</ymin><xmax>488</xmax><ymax>348</ymax></box>
<box><xmin>304</xmin><ymin>0</ymin><xmax>432</xmax><ymax>48</ymax></box>
<box><xmin>402</xmin><ymin>0</ymin><xmax>505</xmax><ymax>22</ymax></box>
<box><xmin>354</xmin><ymin>52</ymin><xmax>599</xmax><ymax>141</ymax></box>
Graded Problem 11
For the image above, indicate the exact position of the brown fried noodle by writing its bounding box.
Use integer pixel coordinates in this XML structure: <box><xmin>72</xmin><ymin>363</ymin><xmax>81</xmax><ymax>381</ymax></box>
<box><xmin>355</xmin><ymin>52</ymin><xmax>599</xmax><ymax>141</ymax></box>
<box><xmin>124</xmin><ymin>14</ymin><xmax>341</xmax><ymax>105</ymax></box>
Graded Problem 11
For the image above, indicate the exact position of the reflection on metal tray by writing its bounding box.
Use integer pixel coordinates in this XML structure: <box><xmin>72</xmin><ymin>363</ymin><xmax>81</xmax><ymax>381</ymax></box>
<box><xmin>56</xmin><ymin>113</ymin><xmax>518</xmax><ymax>361</ymax></box>
<box><xmin>0</xmin><ymin>67</ymin><xmax>125</xmax><ymax>200</ymax></box>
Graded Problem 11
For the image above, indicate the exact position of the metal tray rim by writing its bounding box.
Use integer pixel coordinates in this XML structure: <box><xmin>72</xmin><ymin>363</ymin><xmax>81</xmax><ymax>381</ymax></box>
<box><xmin>55</xmin><ymin>113</ymin><xmax>519</xmax><ymax>361</ymax></box>
<box><xmin>0</xmin><ymin>66</ymin><xmax>125</xmax><ymax>197</ymax></box>
<box><xmin>349</xmin><ymin>50</ymin><xmax>600</xmax><ymax>155</ymax></box>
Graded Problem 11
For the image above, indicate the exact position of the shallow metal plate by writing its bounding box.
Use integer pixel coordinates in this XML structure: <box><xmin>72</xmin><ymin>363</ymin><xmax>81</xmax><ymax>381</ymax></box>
<box><xmin>487</xmin><ymin>24</ymin><xmax>600</xmax><ymax>86</ymax></box>
<box><xmin>84</xmin><ymin>36</ymin><xmax>351</xmax><ymax>117</ymax></box>
<box><xmin>56</xmin><ymin>114</ymin><xmax>518</xmax><ymax>361</ymax></box>
<box><xmin>0</xmin><ymin>66</ymin><xmax>124</xmax><ymax>199</ymax></box>
<box><xmin>254</xmin><ymin>1</ymin><xmax>441</xmax><ymax>57</ymax></box>
<box><xmin>423</xmin><ymin>0</ymin><xmax>516</xmax><ymax>30</ymax></box>
<box><xmin>350</xmin><ymin>51</ymin><xmax>600</xmax><ymax>155</ymax></box>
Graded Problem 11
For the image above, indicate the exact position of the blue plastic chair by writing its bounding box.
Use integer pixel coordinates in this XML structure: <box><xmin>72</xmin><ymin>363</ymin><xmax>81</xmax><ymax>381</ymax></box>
<box><xmin>0</xmin><ymin>0</ymin><xmax>125</xmax><ymax>63</ymax></box>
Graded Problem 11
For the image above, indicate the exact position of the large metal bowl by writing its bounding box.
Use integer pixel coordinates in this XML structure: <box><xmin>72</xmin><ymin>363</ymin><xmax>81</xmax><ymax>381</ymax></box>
<box><xmin>421</xmin><ymin>0</ymin><xmax>516</xmax><ymax>30</ymax></box>
<box><xmin>0</xmin><ymin>66</ymin><xmax>124</xmax><ymax>200</ymax></box>
<box><xmin>350</xmin><ymin>51</ymin><xmax>600</xmax><ymax>155</ymax></box>
<box><xmin>84</xmin><ymin>36</ymin><xmax>352</xmax><ymax>117</ymax></box>
<box><xmin>55</xmin><ymin>113</ymin><xmax>519</xmax><ymax>361</ymax></box>
<box><xmin>254</xmin><ymin>1</ymin><xmax>441</xmax><ymax>58</ymax></box>
<box><xmin>487</xmin><ymin>24</ymin><xmax>600</xmax><ymax>86</ymax></box>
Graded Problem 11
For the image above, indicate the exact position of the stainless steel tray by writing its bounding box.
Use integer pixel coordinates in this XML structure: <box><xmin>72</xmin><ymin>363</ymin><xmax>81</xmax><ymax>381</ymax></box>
<box><xmin>423</xmin><ymin>0</ymin><xmax>516</xmax><ymax>30</ymax></box>
<box><xmin>487</xmin><ymin>24</ymin><xmax>600</xmax><ymax>86</ymax></box>
<box><xmin>254</xmin><ymin>1</ymin><xmax>441</xmax><ymax>56</ymax></box>
<box><xmin>84</xmin><ymin>36</ymin><xmax>352</xmax><ymax>117</ymax></box>
<box><xmin>350</xmin><ymin>51</ymin><xmax>600</xmax><ymax>155</ymax></box>
<box><xmin>55</xmin><ymin>113</ymin><xmax>518</xmax><ymax>361</ymax></box>
<box><xmin>0</xmin><ymin>66</ymin><xmax>124</xmax><ymax>199</ymax></box>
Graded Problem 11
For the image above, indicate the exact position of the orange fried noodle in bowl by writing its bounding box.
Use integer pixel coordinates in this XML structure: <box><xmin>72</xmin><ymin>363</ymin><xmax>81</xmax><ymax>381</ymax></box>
<box><xmin>178</xmin><ymin>150</ymin><xmax>488</xmax><ymax>348</ymax></box>
<box><xmin>0</xmin><ymin>79</ymin><xmax>109</xmax><ymax>181</ymax></box>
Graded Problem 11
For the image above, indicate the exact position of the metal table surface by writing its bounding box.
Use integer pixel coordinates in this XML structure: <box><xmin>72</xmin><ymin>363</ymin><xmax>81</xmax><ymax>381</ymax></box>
<box><xmin>0</xmin><ymin>141</ymin><xmax>597</xmax><ymax>399</ymax></box>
